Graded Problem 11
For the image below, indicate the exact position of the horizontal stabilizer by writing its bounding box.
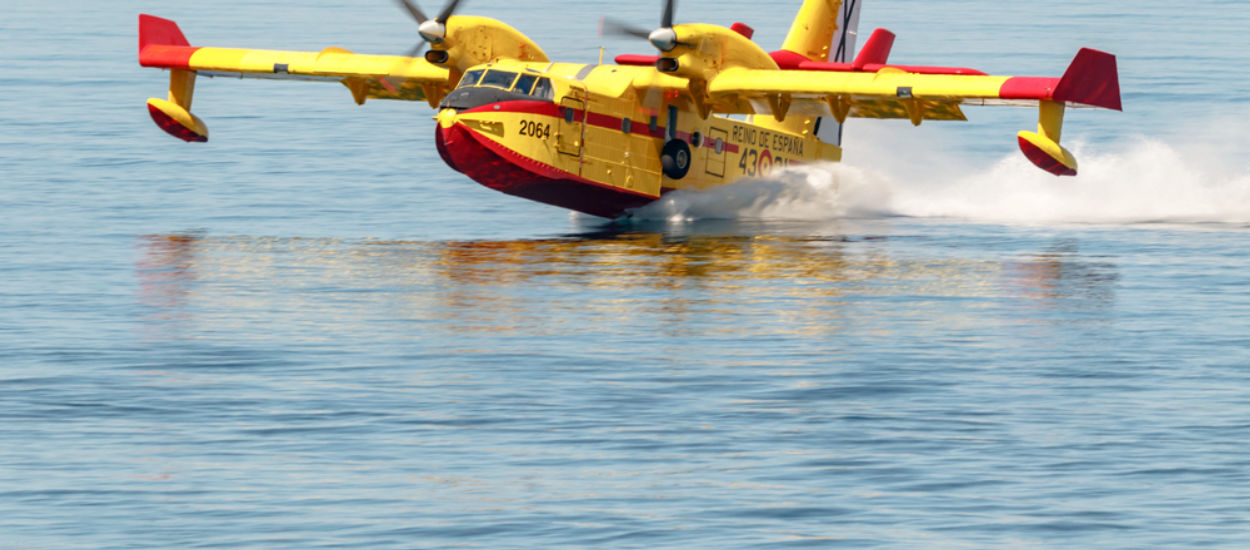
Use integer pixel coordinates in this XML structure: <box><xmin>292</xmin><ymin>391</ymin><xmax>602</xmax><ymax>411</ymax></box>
<box><xmin>852</xmin><ymin>29</ymin><xmax>894</xmax><ymax>70</ymax></box>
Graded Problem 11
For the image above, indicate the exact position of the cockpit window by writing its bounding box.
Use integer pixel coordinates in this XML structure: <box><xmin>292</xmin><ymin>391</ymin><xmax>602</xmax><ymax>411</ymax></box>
<box><xmin>478</xmin><ymin>70</ymin><xmax>518</xmax><ymax>89</ymax></box>
<box><xmin>514</xmin><ymin>73</ymin><xmax>538</xmax><ymax>95</ymax></box>
<box><xmin>457</xmin><ymin>69</ymin><xmax>484</xmax><ymax>88</ymax></box>
<box><xmin>530</xmin><ymin>77</ymin><xmax>554</xmax><ymax>100</ymax></box>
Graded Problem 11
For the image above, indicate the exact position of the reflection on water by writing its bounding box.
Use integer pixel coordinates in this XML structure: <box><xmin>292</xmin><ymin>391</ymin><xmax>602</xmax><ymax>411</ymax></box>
<box><xmin>1002</xmin><ymin>240</ymin><xmax>1119</xmax><ymax>306</ymax></box>
<box><xmin>134</xmin><ymin>222</ymin><xmax>1119</xmax><ymax>343</ymax></box>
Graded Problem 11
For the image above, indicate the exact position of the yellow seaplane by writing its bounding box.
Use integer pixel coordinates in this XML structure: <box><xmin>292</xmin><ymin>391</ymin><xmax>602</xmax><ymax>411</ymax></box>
<box><xmin>138</xmin><ymin>0</ymin><xmax>1121</xmax><ymax>218</ymax></box>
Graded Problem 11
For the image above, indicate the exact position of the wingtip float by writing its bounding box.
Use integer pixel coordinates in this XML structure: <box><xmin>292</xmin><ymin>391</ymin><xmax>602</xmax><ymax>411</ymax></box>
<box><xmin>139</xmin><ymin>15</ymin><xmax>207</xmax><ymax>142</ymax></box>
<box><xmin>137</xmin><ymin>1</ymin><xmax>1122</xmax><ymax>218</ymax></box>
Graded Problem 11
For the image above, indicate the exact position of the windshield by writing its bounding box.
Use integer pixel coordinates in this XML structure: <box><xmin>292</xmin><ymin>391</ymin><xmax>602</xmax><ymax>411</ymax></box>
<box><xmin>444</xmin><ymin>68</ymin><xmax>556</xmax><ymax>108</ymax></box>
<box><xmin>478</xmin><ymin>70</ymin><xmax>518</xmax><ymax>89</ymax></box>
<box><xmin>456</xmin><ymin>69</ymin><xmax>484</xmax><ymax>88</ymax></box>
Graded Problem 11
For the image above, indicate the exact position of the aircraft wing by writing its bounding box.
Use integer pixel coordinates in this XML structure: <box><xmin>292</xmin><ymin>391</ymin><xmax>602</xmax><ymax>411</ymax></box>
<box><xmin>705</xmin><ymin>48</ymin><xmax>1120</xmax><ymax>175</ymax></box>
<box><xmin>706</xmin><ymin>48</ymin><xmax>1122</xmax><ymax>124</ymax></box>
<box><xmin>139</xmin><ymin>14</ymin><xmax>451</xmax><ymax>141</ymax></box>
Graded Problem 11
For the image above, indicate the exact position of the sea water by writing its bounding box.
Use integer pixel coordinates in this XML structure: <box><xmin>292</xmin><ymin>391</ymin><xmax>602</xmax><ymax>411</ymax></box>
<box><xmin>2</xmin><ymin>1</ymin><xmax>1249</xmax><ymax>548</ymax></box>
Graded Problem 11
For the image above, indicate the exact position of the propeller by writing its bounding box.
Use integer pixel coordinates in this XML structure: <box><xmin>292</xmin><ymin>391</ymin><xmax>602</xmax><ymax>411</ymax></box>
<box><xmin>600</xmin><ymin>0</ymin><xmax>684</xmax><ymax>52</ymax></box>
<box><xmin>600</xmin><ymin>17</ymin><xmax>651</xmax><ymax>41</ymax></box>
<box><xmin>395</xmin><ymin>0</ymin><xmax>467</xmax><ymax>56</ymax></box>
<box><xmin>383</xmin><ymin>0</ymin><xmax>465</xmax><ymax>97</ymax></box>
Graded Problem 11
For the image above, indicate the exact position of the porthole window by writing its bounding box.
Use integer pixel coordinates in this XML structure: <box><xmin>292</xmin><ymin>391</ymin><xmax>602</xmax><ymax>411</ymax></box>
<box><xmin>564</xmin><ymin>107</ymin><xmax>575</xmax><ymax>123</ymax></box>
<box><xmin>621</xmin><ymin>118</ymin><xmax>632</xmax><ymax>134</ymax></box>
<box><xmin>715</xmin><ymin>138</ymin><xmax>724</xmax><ymax>154</ymax></box>
<box><xmin>690</xmin><ymin>131</ymin><xmax>702</xmax><ymax>147</ymax></box>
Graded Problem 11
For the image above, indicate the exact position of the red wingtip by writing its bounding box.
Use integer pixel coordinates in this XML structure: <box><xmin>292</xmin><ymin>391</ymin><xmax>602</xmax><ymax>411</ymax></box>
<box><xmin>139</xmin><ymin>14</ymin><xmax>190</xmax><ymax>53</ymax></box>
<box><xmin>1054</xmin><ymin>48</ymin><xmax>1122</xmax><ymax>111</ymax></box>
<box><xmin>730</xmin><ymin>22</ymin><xmax>755</xmax><ymax>40</ymax></box>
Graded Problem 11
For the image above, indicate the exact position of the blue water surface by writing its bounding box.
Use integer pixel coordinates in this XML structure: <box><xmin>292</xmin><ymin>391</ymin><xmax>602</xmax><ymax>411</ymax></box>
<box><xmin>2</xmin><ymin>1</ymin><xmax>1249</xmax><ymax>548</ymax></box>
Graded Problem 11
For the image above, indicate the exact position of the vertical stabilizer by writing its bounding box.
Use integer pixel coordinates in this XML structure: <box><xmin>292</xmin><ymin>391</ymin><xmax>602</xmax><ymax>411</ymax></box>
<box><xmin>816</xmin><ymin>0</ymin><xmax>862</xmax><ymax>146</ymax></box>
<box><xmin>830</xmin><ymin>0</ymin><xmax>862</xmax><ymax>64</ymax></box>
<box><xmin>759</xmin><ymin>0</ymin><xmax>861</xmax><ymax>139</ymax></box>
<box><xmin>781</xmin><ymin>0</ymin><xmax>843</xmax><ymax>62</ymax></box>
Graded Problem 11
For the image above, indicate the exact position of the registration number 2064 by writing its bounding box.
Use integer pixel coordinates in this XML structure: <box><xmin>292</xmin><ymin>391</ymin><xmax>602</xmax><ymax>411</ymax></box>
<box><xmin>518</xmin><ymin>120</ymin><xmax>552</xmax><ymax>139</ymax></box>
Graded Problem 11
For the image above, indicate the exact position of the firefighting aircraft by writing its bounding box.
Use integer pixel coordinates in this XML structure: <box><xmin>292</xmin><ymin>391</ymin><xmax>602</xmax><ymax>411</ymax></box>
<box><xmin>138</xmin><ymin>0</ymin><xmax>1121</xmax><ymax>218</ymax></box>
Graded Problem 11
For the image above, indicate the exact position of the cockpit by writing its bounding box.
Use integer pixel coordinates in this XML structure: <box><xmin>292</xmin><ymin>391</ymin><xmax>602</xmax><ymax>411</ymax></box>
<box><xmin>438</xmin><ymin>68</ymin><xmax>555</xmax><ymax>112</ymax></box>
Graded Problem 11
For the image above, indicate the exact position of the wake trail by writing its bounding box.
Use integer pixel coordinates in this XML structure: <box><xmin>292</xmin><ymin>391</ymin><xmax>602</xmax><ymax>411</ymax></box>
<box><xmin>631</xmin><ymin>122</ymin><xmax>1250</xmax><ymax>226</ymax></box>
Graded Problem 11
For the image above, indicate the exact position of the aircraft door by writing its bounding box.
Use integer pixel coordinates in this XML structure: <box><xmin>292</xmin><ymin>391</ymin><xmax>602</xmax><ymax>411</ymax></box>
<box><xmin>705</xmin><ymin>127</ymin><xmax>729</xmax><ymax>178</ymax></box>
<box><xmin>557</xmin><ymin>85</ymin><xmax>587</xmax><ymax>158</ymax></box>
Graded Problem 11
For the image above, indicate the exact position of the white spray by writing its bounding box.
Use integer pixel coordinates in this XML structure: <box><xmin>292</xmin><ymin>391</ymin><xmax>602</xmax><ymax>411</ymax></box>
<box><xmin>632</xmin><ymin>117</ymin><xmax>1250</xmax><ymax>226</ymax></box>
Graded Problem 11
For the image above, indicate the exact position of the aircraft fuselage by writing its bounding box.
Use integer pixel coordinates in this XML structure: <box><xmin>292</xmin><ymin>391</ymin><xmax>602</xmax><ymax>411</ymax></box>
<box><xmin>434</xmin><ymin>59</ymin><xmax>841</xmax><ymax>218</ymax></box>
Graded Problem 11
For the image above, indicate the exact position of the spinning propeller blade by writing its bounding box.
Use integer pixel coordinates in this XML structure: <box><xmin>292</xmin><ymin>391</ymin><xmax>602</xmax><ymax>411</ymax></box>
<box><xmin>388</xmin><ymin>0</ymin><xmax>465</xmax><ymax>94</ymax></box>
<box><xmin>600</xmin><ymin>17</ymin><xmax>651</xmax><ymax>40</ymax></box>
<box><xmin>393</xmin><ymin>0</ymin><xmax>467</xmax><ymax>48</ymax></box>
<box><xmin>404</xmin><ymin>41</ymin><xmax>427</xmax><ymax>59</ymax></box>
<box><xmin>436</xmin><ymin>0</ymin><xmax>464</xmax><ymax>24</ymax></box>
<box><xmin>395</xmin><ymin>0</ymin><xmax>430</xmax><ymax>24</ymax></box>
<box><xmin>600</xmin><ymin>0</ymin><xmax>683</xmax><ymax>52</ymax></box>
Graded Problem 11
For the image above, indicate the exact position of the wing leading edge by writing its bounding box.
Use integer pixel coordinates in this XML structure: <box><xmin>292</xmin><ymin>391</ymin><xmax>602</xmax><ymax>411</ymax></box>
<box><xmin>707</xmin><ymin>48</ymin><xmax>1121</xmax><ymax>175</ymax></box>
<box><xmin>138</xmin><ymin>14</ymin><xmax>451</xmax><ymax>142</ymax></box>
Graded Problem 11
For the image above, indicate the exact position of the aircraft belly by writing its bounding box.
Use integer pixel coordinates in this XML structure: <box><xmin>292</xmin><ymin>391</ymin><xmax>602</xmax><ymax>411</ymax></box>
<box><xmin>436</xmin><ymin>109</ymin><xmax>658</xmax><ymax>219</ymax></box>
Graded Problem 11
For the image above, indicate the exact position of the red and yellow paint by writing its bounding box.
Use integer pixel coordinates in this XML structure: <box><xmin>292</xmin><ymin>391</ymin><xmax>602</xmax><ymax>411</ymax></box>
<box><xmin>138</xmin><ymin>0</ymin><xmax>1120</xmax><ymax>218</ymax></box>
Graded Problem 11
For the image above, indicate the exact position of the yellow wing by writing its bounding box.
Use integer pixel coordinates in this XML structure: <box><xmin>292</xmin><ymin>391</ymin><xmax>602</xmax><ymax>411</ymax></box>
<box><xmin>707</xmin><ymin>48</ymin><xmax>1121</xmax><ymax>126</ymax></box>
<box><xmin>708</xmin><ymin>67</ymin><xmax>1005</xmax><ymax>123</ymax></box>
<box><xmin>703</xmin><ymin>48</ymin><xmax>1121</xmax><ymax>175</ymax></box>
<box><xmin>139</xmin><ymin>14</ymin><xmax>451</xmax><ymax>142</ymax></box>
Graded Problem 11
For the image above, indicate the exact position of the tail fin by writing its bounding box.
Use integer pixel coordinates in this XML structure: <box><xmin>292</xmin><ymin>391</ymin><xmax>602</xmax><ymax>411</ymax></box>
<box><xmin>814</xmin><ymin>0</ymin><xmax>864</xmax><ymax>146</ymax></box>
<box><xmin>760</xmin><ymin>0</ymin><xmax>863</xmax><ymax>141</ymax></box>
<box><xmin>780</xmin><ymin>0</ymin><xmax>861</xmax><ymax>64</ymax></box>
<box><xmin>830</xmin><ymin>0</ymin><xmax>862</xmax><ymax>64</ymax></box>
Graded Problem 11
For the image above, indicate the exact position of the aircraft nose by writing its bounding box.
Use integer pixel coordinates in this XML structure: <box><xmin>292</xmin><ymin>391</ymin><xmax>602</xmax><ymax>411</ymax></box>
<box><xmin>434</xmin><ymin>108</ymin><xmax>464</xmax><ymax>173</ymax></box>
<box><xmin>437</xmin><ymin>107</ymin><xmax>458</xmax><ymax>129</ymax></box>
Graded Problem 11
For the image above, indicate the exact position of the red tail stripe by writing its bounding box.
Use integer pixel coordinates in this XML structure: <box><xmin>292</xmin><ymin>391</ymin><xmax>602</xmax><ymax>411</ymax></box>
<box><xmin>999</xmin><ymin>77</ymin><xmax>1061</xmax><ymax>101</ymax></box>
<box><xmin>139</xmin><ymin>45</ymin><xmax>200</xmax><ymax>69</ymax></box>
<box><xmin>465</xmin><ymin>101</ymin><xmax>741</xmax><ymax>154</ymax></box>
